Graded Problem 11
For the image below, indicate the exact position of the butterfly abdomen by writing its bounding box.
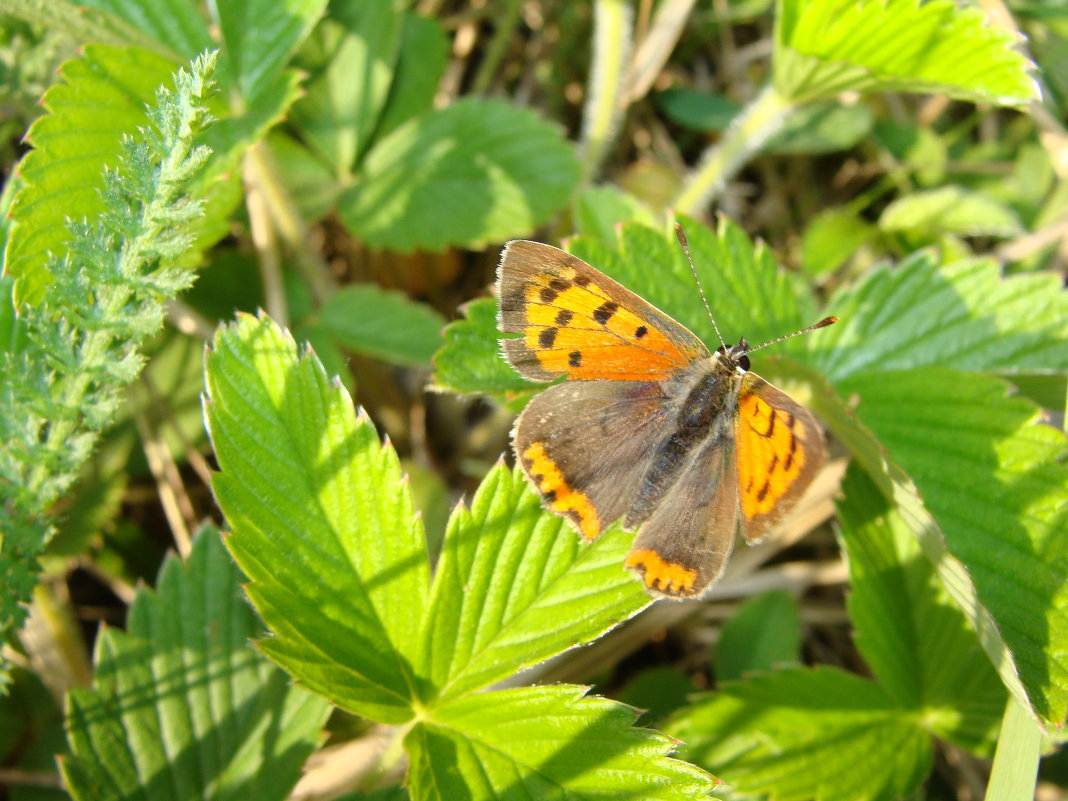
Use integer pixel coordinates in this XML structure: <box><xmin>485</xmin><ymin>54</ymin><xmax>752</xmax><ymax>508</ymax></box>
<box><xmin>625</xmin><ymin>365</ymin><xmax>735</xmax><ymax>528</ymax></box>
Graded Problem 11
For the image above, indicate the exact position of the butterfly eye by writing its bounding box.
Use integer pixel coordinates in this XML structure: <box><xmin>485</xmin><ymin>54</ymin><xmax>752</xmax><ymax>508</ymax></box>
<box><xmin>715</xmin><ymin>345</ymin><xmax>751</xmax><ymax>371</ymax></box>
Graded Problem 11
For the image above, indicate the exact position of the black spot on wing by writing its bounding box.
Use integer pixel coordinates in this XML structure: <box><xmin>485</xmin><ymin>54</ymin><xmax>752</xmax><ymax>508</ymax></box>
<box><xmin>593</xmin><ymin>301</ymin><xmax>619</xmax><ymax>325</ymax></box>
<box><xmin>568</xmin><ymin>350</ymin><xmax>582</xmax><ymax>367</ymax></box>
<box><xmin>539</xmin><ymin>328</ymin><xmax>558</xmax><ymax>348</ymax></box>
<box><xmin>784</xmin><ymin>433</ymin><xmax>798</xmax><ymax>471</ymax></box>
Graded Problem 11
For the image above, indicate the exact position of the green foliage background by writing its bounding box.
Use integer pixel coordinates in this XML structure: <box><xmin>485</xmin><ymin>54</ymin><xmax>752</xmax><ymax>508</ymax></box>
<box><xmin>0</xmin><ymin>1</ymin><xmax>1065</xmax><ymax>800</ymax></box>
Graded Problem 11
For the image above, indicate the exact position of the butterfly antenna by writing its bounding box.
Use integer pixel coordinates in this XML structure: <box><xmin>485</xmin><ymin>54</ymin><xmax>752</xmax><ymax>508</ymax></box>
<box><xmin>748</xmin><ymin>316</ymin><xmax>839</xmax><ymax>353</ymax></box>
<box><xmin>674</xmin><ymin>223</ymin><xmax>727</xmax><ymax>351</ymax></box>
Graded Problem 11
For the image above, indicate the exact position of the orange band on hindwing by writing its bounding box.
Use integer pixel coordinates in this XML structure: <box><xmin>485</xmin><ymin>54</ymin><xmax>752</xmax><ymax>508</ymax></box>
<box><xmin>521</xmin><ymin>442</ymin><xmax>601</xmax><ymax>539</ymax></box>
<box><xmin>737</xmin><ymin>393</ymin><xmax>808</xmax><ymax>519</ymax></box>
<box><xmin>624</xmin><ymin>549</ymin><xmax>698</xmax><ymax>595</ymax></box>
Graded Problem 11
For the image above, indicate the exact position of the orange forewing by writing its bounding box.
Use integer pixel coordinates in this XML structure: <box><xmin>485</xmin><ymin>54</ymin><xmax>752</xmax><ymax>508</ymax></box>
<box><xmin>498</xmin><ymin>240</ymin><xmax>707</xmax><ymax>382</ymax></box>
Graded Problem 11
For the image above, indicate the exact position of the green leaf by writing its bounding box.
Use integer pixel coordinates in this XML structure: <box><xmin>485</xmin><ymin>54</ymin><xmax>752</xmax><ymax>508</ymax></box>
<box><xmin>338</xmin><ymin>98</ymin><xmax>580</xmax><ymax>251</ymax></box>
<box><xmin>263</xmin><ymin>132</ymin><xmax>342</xmax><ymax>223</ymax></box>
<box><xmin>774</xmin><ymin>360</ymin><xmax>1041</xmax><ymax>735</ymax></box>
<box><xmin>214</xmin><ymin>0</ymin><xmax>327</xmax><ymax>100</ymax></box>
<box><xmin>774</xmin><ymin>0</ymin><xmax>1037</xmax><ymax>106</ymax></box>
<box><xmin>568</xmin><ymin>216</ymin><xmax>816</xmax><ymax>356</ymax></box>
<box><xmin>431</xmin><ymin>297</ymin><xmax>538</xmax><ymax>398</ymax></box>
<box><xmin>836</xmin><ymin>368</ymin><xmax>1068</xmax><ymax>727</ymax></box>
<box><xmin>802</xmin><ymin>252</ymin><xmax>1068</xmax><ymax>381</ymax></box>
<box><xmin>838</xmin><ymin>465</ymin><xmax>1004</xmax><ymax>752</ymax></box>
<box><xmin>803</xmin><ymin>247</ymin><xmax>1068</xmax><ymax>728</ymax></box>
<box><xmin>318</xmin><ymin>284</ymin><xmax>445</xmax><ymax>366</ymax></box>
<box><xmin>879</xmin><ymin>185</ymin><xmax>1024</xmax><ymax>238</ymax></box>
<box><xmin>618</xmin><ymin>667</ymin><xmax>698</xmax><ymax>728</ymax></box>
<box><xmin>74</xmin><ymin>0</ymin><xmax>214</xmax><ymax>62</ymax></box>
<box><xmin>204</xmin><ymin>313</ymin><xmax>431</xmax><ymax>722</ymax></box>
<box><xmin>45</xmin><ymin>460</ymin><xmax>127</xmax><ymax>561</ymax></box>
<box><xmin>372</xmin><ymin>11</ymin><xmax>449</xmax><ymax>145</ymax></box>
<box><xmin>573</xmin><ymin>185</ymin><xmax>659</xmax><ymax>244</ymax></box>
<box><xmin>334</xmin><ymin>788</ymin><xmax>410</xmax><ymax>801</ymax></box>
<box><xmin>986</xmin><ymin>696</ymin><xmax>1043</xmax><ymax>801</ymax></box>
<box><xmin>407</xmin><ymin>685</ymin><xmax>717</xmax><ymax>801</ymax></box>
<box><xmin>669</xmin><ymin>667</ymin><xmax>931</xmax><ymax>801</ymax></box>
<box><xmin>763</xmin><ymin>101</ymin><xmax>874</xmax><ymax>155</ymax></box>
<box><xmin>419</xmin><ymin>464</ymin><xmax>649</xmax><ymax>702</ymax></box>
<box><xmin>800</xmin><ymin>207</ymin><xmax>876</xmax><ymax>275</ymax></box>
<box><xmin>200</xmin><ymin>68</ymin><xmax>304</xmax><ymax>181</ymax></box>
<box><xmin>0</xmin><ymin>0</ymin><xmax>165</xmax><ymax>53</ymax></box>
<box><xmin>1010</xmin><ymin>373</ymin><xmax>1067</xmax><ymax>414</ymax></box>
<box><xmin>61</xmin><ymin>529</ymin><xmax>329</xmax><ymax>801</ymax></box>
<box><xmin>715</xmin><ymin>590</ymin><xmax>801</xmax><ymax>682</ymax></box>
<box><xmin>291</xmin><ymin>3</ymin><xmax>403</xmax><ymax>174</ymax></box>
<box><xmin>5</xmin><ymin>44</ymin><xmax>177</xmax><ymax>304</ymax></box>
<box><xmin>655</xmin><ymin>88</ymin><xmax>740</xmax><ymax>132</ymax></box>
<box><xmin>1</xmin><ymin>49</ymin><xmax>218</xmax><ymax>690</ymax></box>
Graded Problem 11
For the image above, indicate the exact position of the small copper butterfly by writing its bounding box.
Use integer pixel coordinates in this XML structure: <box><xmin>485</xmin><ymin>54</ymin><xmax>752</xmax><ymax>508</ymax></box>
<box><xmin>497</xmin><ymin>227</ymin><xmax>835</xmax><ymax>599</ymax></box>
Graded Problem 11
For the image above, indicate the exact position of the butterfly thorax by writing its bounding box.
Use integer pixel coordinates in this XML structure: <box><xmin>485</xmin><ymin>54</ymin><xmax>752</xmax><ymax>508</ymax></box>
<box><xmin>628</xmin><ymin>353</ymin><xmax>743</xmax><ymax>527</ymax></box>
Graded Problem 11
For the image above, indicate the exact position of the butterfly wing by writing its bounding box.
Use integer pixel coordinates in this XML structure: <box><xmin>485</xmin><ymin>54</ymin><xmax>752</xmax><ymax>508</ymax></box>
<box><xmin>498</xmin><ymin>240</ymin><xmax>709</xmax><ymax>382</ymax></box>
<box><xmin>735</xmin><ymin>372</ymin><xmax>825</xmax><ymax>543</ymax></box>
<box><xmin>623</xmin><ymin>432</ymin><xmax>740</xmax><ymax>598</ymax></box>
<box><xmin>513</xmin><ymin>379</ymin><xmax>671</xmax><ymax>541</ymax></box>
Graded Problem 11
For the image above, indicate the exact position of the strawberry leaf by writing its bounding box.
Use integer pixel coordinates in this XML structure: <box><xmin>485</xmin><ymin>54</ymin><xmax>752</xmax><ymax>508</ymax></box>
<box><xmin>62</xmin><ymin>529</ymin><xmax>328</xmax><ymax>801</ymax></box>
<box><xmin>204</xmin><ymin>313</ymin><xmax>430</xmax><ymax>722</ymax></box>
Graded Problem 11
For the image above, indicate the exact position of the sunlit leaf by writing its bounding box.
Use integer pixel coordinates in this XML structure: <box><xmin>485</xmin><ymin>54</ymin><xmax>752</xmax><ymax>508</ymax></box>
<box><xmin>62</xmin><ymin>530</ymin><xmax>328</xmax><ymax>801</ymax></box>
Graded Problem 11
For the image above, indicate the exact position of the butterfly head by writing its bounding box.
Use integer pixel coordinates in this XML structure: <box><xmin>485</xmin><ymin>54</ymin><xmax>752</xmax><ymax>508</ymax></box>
<box><xmin>716</xmin><ymin>340</ymin><xmax>752</xmax><ymax>372</ymax></box>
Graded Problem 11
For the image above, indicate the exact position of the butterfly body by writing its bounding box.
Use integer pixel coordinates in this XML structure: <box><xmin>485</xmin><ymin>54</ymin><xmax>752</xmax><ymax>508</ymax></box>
<box><xmin>498</xmin><ymin>240</ymin><xmax>826</xmax><ymax>599</ymax></box>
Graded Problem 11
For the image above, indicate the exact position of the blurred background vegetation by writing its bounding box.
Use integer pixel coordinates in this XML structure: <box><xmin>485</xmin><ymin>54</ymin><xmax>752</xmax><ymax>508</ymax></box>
<box><xmin>0</xmin><ymin>0</ymin><xmax>1066</xmax><ymax>799</ymax></box>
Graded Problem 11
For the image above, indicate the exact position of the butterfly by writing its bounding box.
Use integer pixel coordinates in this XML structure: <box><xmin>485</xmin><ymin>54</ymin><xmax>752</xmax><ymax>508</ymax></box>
<box><xmin>497</xmin><ymin>229</ymin><xmax>835</xmax><ymax>599</ymax></box>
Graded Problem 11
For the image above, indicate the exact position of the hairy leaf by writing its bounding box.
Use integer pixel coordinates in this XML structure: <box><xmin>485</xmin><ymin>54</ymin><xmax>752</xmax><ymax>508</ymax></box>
<box><xmin>838</xmin><ymin>369</ymin><xmax>1068</xmax><ymax>726</ymax></box>
<box><xmin>408</xmin><ymin>685</ymin><xmax>716</xmax><ymax>801</ymax></box>
<box><xmin>431</xmin><ymin>297</ymin><xmax>537</xmax><ymax>398</ymax></box>
<box><xmin>205</xmin><ymin>313</ymin><xmax>430</xmax><ymax>722</ymax></box>
<box><xmin>774</xmin><ymin>0</ymin><xmax>1037</xmax><ymax>106</ymax></box>
<box><xmin>318</xmin><ymin>284</ymin><xmax>445</xmax><ymax>366</ymax></box>
<box><xmin>838</xmin><ymin>465</ymin><xmax>1004</xmax><ymax>752</ymax></box>
<box><xmin>62</xmin><ymin>530</ymin><xmax>328</xmax><ymax>801</ymax></box>
<box><xmin>6</xmin><ymin>44</ymin><xmax>176</xmax><ymax>303</ymax></box>
<box><xmin>669</xmin><ymin>667</ymin><xmax>931</xmax><ymax>801</ymax></box>
<box><xmin>339</xmin><ymin>98</ymin><xmax>579</xmax><ymax>251</ymax></box>
<box><xmin>419</xmin><ymin>464</ymin><xmax>649</xmax><ymax>701</ymax></box>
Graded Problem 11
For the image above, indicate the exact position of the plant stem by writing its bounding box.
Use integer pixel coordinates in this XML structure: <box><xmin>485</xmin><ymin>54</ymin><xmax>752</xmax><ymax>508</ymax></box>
<box><xmin>245</xmin><ymin>144</ymin><xmax>337</xmax><ymax>306</ymax></box>
<box><xmin>671</xmin><ymin>84</ymin><xmax>793</xmax><ymax>215</ymax></box>
<box><xmin>985</xmin><ymin>694</ymin><xmax>1041</xmax><ymax>801</ymax></box>
<box><xmin>470</xmin><ymin>0</ymin><xmax>522</xmax><ymax>95</ymax></box>
<box><xmin>579</xmin><ymin>0</ymin><xmax>633</xmax><ymax>184</ymax></box>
